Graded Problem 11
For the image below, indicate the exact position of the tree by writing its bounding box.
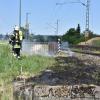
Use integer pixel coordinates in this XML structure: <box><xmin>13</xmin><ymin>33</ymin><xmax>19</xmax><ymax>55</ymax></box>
<box><xmin>35</xmin><ymin>35</ymin><xmax>44</xmax><ymax>42</ymax></box>
<box><xmin>62</xmin><ymin>27</ymin><xmax>84</xmax><ymax>44</ymax></box>
<box><xmin>76</xmin><ymin>24</ymin><xmax>81</xmax><ymax>34</ymax></box>
<box><xmin>84</xmin><ymin>30</ymin><xmax>94</xmax><ymax>41</ymax></box>
<box><xmin>66</xmin><ymin>28</ymin><xmax>76</xmax><ymax>36</ymax></box>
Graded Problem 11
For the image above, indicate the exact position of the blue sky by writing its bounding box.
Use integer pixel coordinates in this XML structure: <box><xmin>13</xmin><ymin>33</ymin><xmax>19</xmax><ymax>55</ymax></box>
<box><xmin>0</xmin><ymin>0</ymin><xmax>100</xmax><ymax>35</ymax></box>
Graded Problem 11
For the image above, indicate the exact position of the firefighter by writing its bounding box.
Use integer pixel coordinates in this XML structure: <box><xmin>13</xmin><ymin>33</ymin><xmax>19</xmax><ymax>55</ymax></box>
<box><xmin>13</xmin><ymin>27</ymin><xmax>21</xmax><ymax>59</ymax></box>
<box><xmin>9</xmin><ymin>26</ymin><xmax>23</xmax><ymax>58</ymax></box>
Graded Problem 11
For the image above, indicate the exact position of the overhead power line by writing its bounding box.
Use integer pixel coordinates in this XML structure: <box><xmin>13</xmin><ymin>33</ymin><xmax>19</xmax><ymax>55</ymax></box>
<box><xmin>56</xmin><ymin>0</ymin><xmax>90</xmax><ymax>37</ymax></box>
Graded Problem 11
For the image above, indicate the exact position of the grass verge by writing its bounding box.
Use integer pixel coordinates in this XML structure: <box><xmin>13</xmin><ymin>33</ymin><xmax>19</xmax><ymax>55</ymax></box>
<box><xmin>0</xmin><ymin>42</ymin><xmax>55</xmax><ymax>83</ymax></box>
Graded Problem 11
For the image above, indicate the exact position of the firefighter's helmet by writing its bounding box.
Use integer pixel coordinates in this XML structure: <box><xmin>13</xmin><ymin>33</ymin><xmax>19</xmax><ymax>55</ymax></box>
<box><xmin>14</xmin><ymin>26</ymin><xmax>19</xmax><ymax>31</ymax></box>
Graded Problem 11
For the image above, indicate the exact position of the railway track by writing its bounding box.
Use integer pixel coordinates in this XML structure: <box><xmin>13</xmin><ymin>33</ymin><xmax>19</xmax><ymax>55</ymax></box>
<box><xmin>72</xmin><ymin>50</ymin><xmax>100</xmax><ymax>57</ymax></box>
<box><xmin>71</xmin><ymin>45</ymin><xmax>100</xmax><ymax>57</ymax></box>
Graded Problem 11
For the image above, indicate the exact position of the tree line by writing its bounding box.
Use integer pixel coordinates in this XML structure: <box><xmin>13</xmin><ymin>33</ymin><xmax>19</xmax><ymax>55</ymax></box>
<box><xmin>16</xmin><ymin>25</ymin><xmax>100</xmax><ymax>44</ymax></box>
<box><xmin>62</xmin><ymin>24</ymin><xmax>95</xmax><ymax>44</ymax></box>
<box><xmin>1</xmin><ymin>24</ymin><xmax>99</xmax><ymax>44</ymax></box>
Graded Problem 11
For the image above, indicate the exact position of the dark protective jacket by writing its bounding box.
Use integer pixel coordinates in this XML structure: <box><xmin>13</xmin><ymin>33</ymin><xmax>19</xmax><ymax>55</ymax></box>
<box><xmin>9</xmin><ymin>31</ymin><xmax>21</xmax><ymax>48</ymax></box>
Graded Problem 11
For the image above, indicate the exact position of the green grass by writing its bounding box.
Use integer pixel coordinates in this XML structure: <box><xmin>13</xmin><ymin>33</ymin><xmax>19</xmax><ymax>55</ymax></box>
<box><xmin>92</xmin><ymin>40</ymin><xmax>100</xmax><ymax>47</ymax></box>
<box><xmin>0</xmin><ymin>41</ymin><xmax>56</xmax><ymax>99</ymax></box>
<box><xmin>0</xmin><ymin>42</ymin><xmax>55</xmax><ymax>83</ymax></box>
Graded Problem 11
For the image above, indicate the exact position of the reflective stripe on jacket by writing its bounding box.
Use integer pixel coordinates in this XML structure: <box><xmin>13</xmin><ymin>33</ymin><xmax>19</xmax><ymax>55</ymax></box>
<box><xmin>19</xmin><ymin>31</ymin><xmax>23</xmax><ymax>41</ymax></box>
<box><xmin>14</xmin><ymin>43</ymin><xmax>21</xmax><ymax>48</ymax></box>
